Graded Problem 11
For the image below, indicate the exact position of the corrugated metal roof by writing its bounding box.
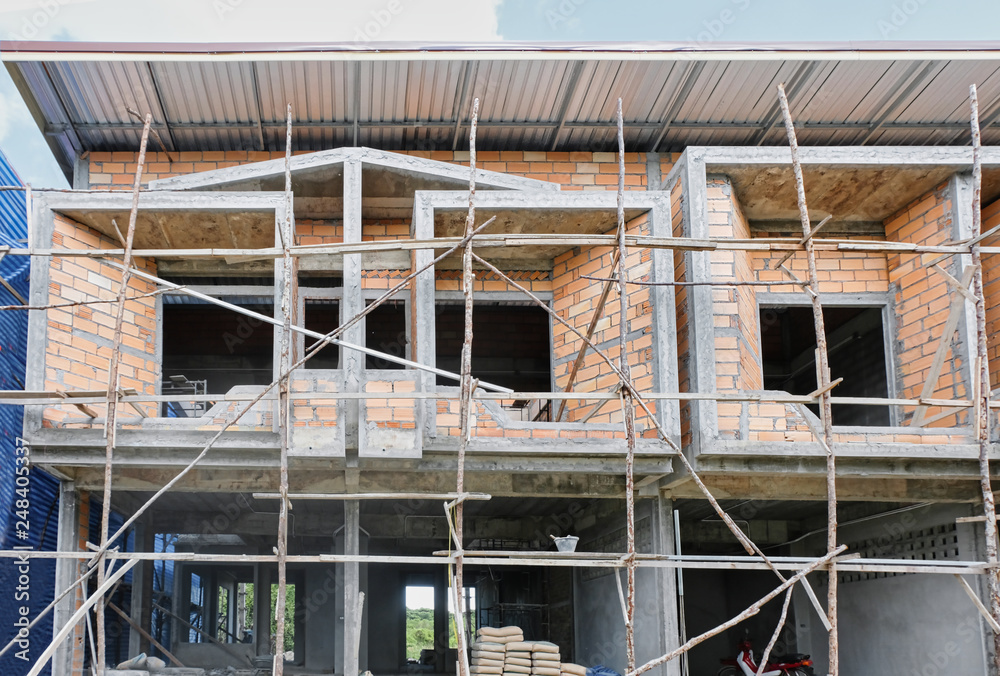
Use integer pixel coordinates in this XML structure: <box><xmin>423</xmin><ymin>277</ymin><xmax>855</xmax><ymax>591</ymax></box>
<box><xmin>5</xmin><ymin>41</ymin><xmax>1000</xmax><ymax>181</ymax></box>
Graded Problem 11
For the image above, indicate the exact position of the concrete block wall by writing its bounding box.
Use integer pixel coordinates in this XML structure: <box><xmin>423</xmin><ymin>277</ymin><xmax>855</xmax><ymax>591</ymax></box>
<box><xmin>550</xmin><ymin>213</ymin><xmax>657</xmax><ymax>433</ymax></box>
<box><xmin>884</xmin><ymin>183</ymin><xmax>969</xmax><ymax>427</ymax></box>
<box><xmin>43</xmin><ymin>214</ymin><xmax>158</xmax><ymax>428</ymax></box>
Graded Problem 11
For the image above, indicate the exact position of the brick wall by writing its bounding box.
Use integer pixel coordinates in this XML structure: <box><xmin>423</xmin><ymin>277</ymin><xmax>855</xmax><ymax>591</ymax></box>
<box><xmin>706</xmin><ymin>178</ymin><xmax>762</xmax><ymax>438</ymax></box>
<box><xmin>550</xmin><ymin>213</ymin><xmax>656</xmax><ymax>433</ymax></box>
<box><xmin>884</xmin><ymin>184</ymin><xmax>968</xmax><ymax>427</ymax></box>
<box><xmin>983</xmin><ymin>198</ymin><xmax>1000</xmax><ymax>389</ymax></box>
<box><xmin>44</xmin><ymin>214</ymin><xmax>158</xmax><ymax>427</ymax></box>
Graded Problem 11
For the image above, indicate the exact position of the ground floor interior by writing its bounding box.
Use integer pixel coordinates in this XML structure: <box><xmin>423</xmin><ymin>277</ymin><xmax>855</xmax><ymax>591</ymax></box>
<box><xmin>51</xmin><ymin>488</ymin><xmax>998</xmax><ymax>676</ymax></box>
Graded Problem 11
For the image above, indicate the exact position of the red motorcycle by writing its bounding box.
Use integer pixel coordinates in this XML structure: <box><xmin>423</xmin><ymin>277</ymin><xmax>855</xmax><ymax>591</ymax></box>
<box><xmin>718</xmin><ymin>637</ymin><xmax>815</xmax><ymax>676</ymax></box>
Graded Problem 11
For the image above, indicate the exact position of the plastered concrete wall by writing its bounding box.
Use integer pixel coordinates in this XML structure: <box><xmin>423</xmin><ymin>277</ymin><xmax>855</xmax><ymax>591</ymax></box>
<box><xmin>573</xmin><ymin>501</ymin><xmax>675</xmax><ymax>676</ymax></box>
<box><xmin>43</xmin><ymin>214</ymin><xmax>158</xmax><ymax>428</ymax></box>
<box><xmin>884</xmin><ymin>183</ymin><xmax>969</xmax><ymax>427</ymax></box>
<box><xmin>805</xmin><ymin>504</ymin><xmax>987</xmax><ymax>676</ymax></box>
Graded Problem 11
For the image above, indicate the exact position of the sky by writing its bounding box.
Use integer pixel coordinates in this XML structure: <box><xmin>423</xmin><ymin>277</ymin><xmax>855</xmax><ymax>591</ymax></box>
<box><xmin>0</xmin><ymin>0</ymin><xmax>999</xmax><ymax>188</ymax></box>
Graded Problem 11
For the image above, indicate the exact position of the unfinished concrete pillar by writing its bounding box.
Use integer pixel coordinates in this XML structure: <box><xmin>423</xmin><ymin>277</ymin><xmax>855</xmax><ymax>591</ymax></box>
<box><xmin>343</xmin><ymin>158</ymin><xmax>364</xmax><ymax>451</ymax></box>
<box><xmin>649</xmin><ymin>496</ymin><xmax>682</xmax><ymax>676</ymax></box>
<box><xmin>256</xmin><ymin>564</ymin><xmax>272</xmax><ymax>657</ymax></box>
<box><xmin>128</xmin><ymin>522</ymin><xmax>155</xmax><ymax>656</ymax></box>
<box><xmin>411</xmin><ymin>191</ymin><xmax>436</xmax><ymax>439</ymax></box>
<box><xmin>52</xmin><ymin>481</ymin><xmax>80</xmax><ymax>676</ymax></box>
<box><xmin>434</xmin><ymin>568</ymin><xmax>449</xmax><ymax>672</ymax></box>
<box><xmin>343</xmin><ymin>500</ymin><xmax>361</xmax><ymax>676</ymax></box>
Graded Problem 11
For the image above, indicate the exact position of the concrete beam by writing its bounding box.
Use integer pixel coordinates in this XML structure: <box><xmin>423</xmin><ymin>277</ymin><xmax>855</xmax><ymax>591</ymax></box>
<box><xmin>664</xmin><ymin>473</ymin><xmax>989</xmax><ymax>502</ymax></box>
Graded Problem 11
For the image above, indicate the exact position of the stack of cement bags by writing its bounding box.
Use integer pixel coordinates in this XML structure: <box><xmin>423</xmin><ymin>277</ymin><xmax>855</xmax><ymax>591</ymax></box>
<box><xmin>530</xmin><ymin>641</ymin><xmax>561</xmax><ymax>676</ymax></box>
<box><xmin>503</xmin><ymin>640</ymin><xmax>534</xmax><ymax>676</ymax></box>
<box><xmin>472</xmin><ymin>626</ymin><xmax>523</xmax><ymax>676</ymax></box>
<box><xmin>560</xmin><ymin>662</ymin><xmax>587</xmax><ymax>676</ymax></box>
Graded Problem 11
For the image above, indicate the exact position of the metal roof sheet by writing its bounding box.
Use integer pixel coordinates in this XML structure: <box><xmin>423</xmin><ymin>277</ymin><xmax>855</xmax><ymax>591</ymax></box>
<box><xmin>5</xmin><ymin>41</ymin><xmax>1000</xmax><ymax>181</ymax></box>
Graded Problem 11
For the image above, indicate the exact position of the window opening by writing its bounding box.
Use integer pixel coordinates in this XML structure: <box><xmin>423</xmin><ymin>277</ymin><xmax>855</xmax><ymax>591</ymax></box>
<box><xmin>304</xmin><ymin>299</ymin><xmax>341</xmax><ymax>368</ymax></box>
<box><xmin>162</xmin><ymin>297</ymin><xmax>274</xmax><ymax>415</ymax></box>
<box><xmin>760</xmin><ymin>305</ymin><xmax>890</xmax><ymax>426</ymax></box>
<box><xmin>436</xmin><ymin>303</ymin><xmax>551</xmax><ymax>420</ymax></box>
<box><xmin>366</xmin><ymin>300</ymin><xmax>407</xmax><ymax>369</ymax></box>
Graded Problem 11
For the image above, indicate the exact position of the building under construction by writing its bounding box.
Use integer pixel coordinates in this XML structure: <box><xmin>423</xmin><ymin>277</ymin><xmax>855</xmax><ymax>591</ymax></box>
<box><xmin>3</xmin><ymin>40</ymin><xmax>1000</xmax><ymax>676</ymax></box>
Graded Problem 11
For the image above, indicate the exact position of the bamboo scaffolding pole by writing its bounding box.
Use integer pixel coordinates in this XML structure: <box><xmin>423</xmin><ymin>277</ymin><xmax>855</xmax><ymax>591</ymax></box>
<box><xmin>3</xmin><ymin>388</ymin><xmax>993</xmax><ymax>409</ymax></box>
<box><xmin>273</xmin><ymin>103</ymin><xmax>294</xmax><ymax>676</ymax></box>
<box><xmin>454</xmin><ymin>97</ymin><xmax>479</xmax><ymax>676</ymax></box>
<box><xmin>777</xmin><ymin>82</ymin><xmax>839</xmax><ymax>675</ymax></box>
<box><xmin>15</xmin><ymin>233</ymin><xmax>1000</xmax><ymax>263</ymax></box>
<box><xmin>627</xmin><ymin>546</ymin><xmax>846</xmax><ymax>676</ymax></box>
<box><xmin>95</xmin><ymin>110</ymin><xmax>151</xmax><ymax>675</ymax></box>
<box><xmin>614</xmin><ymin>99</ymin><xmax>637</xmax><ymax>674</ymax></box>
<box><xmin>0</xmin><ymin>548</ymin><xmax>991</xmax><ymax>574</ymax></box>
<box><xmin>968</xmin><ymin>84</ymin><xmax>1000</xmax><ymax>671</ymax></box>
<box><xmin>755</xmin><ymin>587</ymin><xmax>794</xmax><ymax>676</ymax></box>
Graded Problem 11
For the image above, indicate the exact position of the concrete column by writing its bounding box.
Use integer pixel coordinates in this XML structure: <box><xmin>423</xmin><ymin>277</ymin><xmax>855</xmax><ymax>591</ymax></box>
<box><xmin>647</xmin><ymin>194</ymin><xmax>681</xmax><ymax>442</ymax></box>
<box><xmin>948</xmin><ymin>172</ymin><xmax>981</xmax><ymax>407</ymax></box>
<box><xmin>682</xmin><ymin>153</ymin><xmax>718</xmax><ymax>448</ymax></box>
<box><xmin>343</xmin><ymin>159</ymin><xmax>364</xmax><ymax>451</ymax></box>
<box><xmin>434</xmin><ymin>569</ymin><xmax>449</xmax><ymax>672</ymax></box>
<box><xmin>256</xmin><ymin>565</ymin><xmax>272</xmax><ymax>656</ymax></box>
<box><xmin>128</xmin><ymin>523</ymin><xmax>155</xmax><ymax>656</ymax></box>
<box><xmin>650</xmin><ymin>496</ymin><xmax>682</xmax><ymax>676</ymax></box>
<box><xmin>52</xmin><ymin>481</ymin><xmax>79</xmax><ymax>676</ymax></box>
<box><xmin>412</xmin><ymin>192</ymin><xmax>436</xmax><ymax>437</ymax></box>
<box><xmin>344</xmin><ymin>500</ymin><xmax>361</xmax><ymax>676</ymax></box>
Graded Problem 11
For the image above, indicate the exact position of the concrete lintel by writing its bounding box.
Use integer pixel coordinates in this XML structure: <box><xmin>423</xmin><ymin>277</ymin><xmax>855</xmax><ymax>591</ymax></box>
<box><xmin>149</xmin><ymin>146</ymin><xmax>558</xmax><ymax>192</ymax></box>
<box><xmin>692</xmin><ymin>144</ymin><xmax>1000</xmax><ymax>168</ymax></box>
<box><xmin>415</xmin><ymin>188</ymin><xmax>669</xmax><ymax>211</ymax></box>
<box><xmin>664</xmin><ymin>472</ymin><xmax>987</xmax><ymax>502</ymax></box>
